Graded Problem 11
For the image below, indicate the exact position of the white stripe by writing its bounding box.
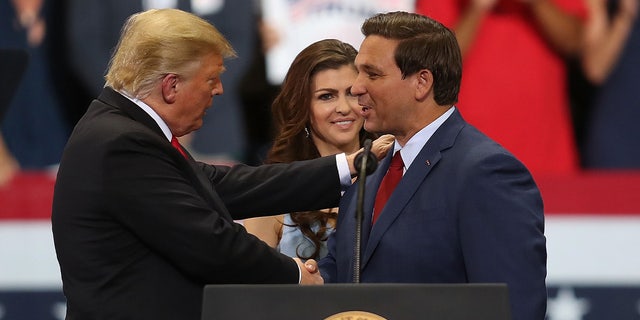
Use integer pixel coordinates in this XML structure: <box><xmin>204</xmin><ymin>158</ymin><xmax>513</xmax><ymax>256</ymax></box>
<box><xmin>0</xmin><ymin>221</ymin><xmax>62</xmax><ymax>289</ymax></box>
<box><xmin>546</xmin><ymin>215</ymin><xmax>640</xmax><ymax>285</ymax></box>
<box><xmin>1</xmin><ymin>215</ymin><xmax>640</xmax><ymax>288</ymax></box>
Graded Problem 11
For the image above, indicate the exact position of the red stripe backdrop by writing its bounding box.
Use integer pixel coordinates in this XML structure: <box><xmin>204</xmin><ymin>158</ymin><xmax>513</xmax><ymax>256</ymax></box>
<box><xmin>1</xmin><ymin>170</ymin><xmax>640</xmax><ymax>220</ymax></box>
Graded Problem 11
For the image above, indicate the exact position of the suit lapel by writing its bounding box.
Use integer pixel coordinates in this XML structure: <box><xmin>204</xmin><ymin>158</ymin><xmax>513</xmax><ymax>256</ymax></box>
<box><xmin>361</xmin><ymin>110</ymin><xmax>466</xmax><ymax>269</ymax></box>
<box><xmin>98</xmin><ymin>87</ymin><xmax>234</xmax><ymax>221</ymax></box>
<box><xmin>359</xmin><ymin>148</ymin><xmax>393</xmax><ymax>247</ymax></box>
<box><xmin>361</xmin><ymin>149</ymin><xmax>441</xmax><ymax>268</ymax></box>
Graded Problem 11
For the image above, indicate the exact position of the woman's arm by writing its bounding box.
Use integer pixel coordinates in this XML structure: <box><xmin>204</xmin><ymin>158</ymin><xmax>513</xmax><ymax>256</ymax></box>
<box><xmin>582</xmin><ymin>0</ymin><xmax>638</xmax><ymax>84</ymax></box>
<box><xmin>527</xmin><ymin>0</ymin><xmax>585</xmax><ymax>56</ymax></box>
<box><xmin>244</xmin><ymin>214</ymin><xmax>285</xmax><ymax>248</ymax></box>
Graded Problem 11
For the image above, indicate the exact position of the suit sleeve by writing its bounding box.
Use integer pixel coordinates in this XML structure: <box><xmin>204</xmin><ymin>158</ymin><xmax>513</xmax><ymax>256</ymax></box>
<box><xmin>103</xmin><ymin>135</ymin><xmax>300</xmax><ymax>284</ymax></box>
<box><xmin>197</xmin><ymin>157</ymin><xmax>342</xmax><ymax>220</ymax></box>
<box><xmin>457</xmin><ymin>149</ymin><xmax>547</xmax><ymax>320</ymax></box>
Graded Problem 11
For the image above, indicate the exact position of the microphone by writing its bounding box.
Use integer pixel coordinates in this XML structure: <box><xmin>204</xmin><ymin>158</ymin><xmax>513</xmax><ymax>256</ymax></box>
<box><xmin>354</xmin><ymin>139</ymin><xmax>378</xmax><ymax>176</ymax></box>
<box><xmin>353</xmin><ymin>138</ymin><xmax>377</xmax><ymax>283</ymax></box>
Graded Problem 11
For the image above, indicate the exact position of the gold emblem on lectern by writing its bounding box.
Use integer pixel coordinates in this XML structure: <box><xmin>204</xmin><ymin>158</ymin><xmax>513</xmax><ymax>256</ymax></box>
<box><xmin>325</xmin><ymin>311</ymin><xmax>387</xmax><ymax>320</ymax></box>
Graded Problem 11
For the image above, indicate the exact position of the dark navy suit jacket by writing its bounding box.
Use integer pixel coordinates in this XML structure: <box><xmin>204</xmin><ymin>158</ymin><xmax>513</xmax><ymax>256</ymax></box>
<box><xmin>320</xmin><ymin>109</ymin><xmax>547</xmax><ymax>320</ymax></box>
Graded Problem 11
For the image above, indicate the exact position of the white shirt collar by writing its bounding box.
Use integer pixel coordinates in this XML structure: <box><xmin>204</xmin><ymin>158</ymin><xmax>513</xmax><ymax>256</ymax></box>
<box><xmin>119</xmin><ymin>91</ymin><xmax>173</xmax><ymax>142</ymax></box>
<box><xmin>394</xmin><ymin>106</ymin><xmax>455</xmax><ymax>170</ymax></box>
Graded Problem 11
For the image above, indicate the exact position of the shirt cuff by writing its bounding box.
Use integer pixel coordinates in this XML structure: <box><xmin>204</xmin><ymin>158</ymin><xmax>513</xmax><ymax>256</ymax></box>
<box><xmin>335</xmin><ymin>153</ymin><xmax>352</xmax><ymax>188</ymax></box>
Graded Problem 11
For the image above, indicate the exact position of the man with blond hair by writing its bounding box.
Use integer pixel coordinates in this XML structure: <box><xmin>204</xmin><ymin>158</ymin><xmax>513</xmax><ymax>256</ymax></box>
<box><xmin>52</xmin><ymin>9</ymin><xmax>392</xmax><ymax>319</ymax></box>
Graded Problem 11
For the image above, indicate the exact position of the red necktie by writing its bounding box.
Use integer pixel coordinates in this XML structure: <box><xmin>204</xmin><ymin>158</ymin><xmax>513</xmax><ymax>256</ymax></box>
<box><xmin>171</xmin><ymin>136</ymin><xmax>188</xmax><ymax>159</ymax></box>
<box><xmin>372</xmin><ymin>151</ymin><xmax>403</xmax><ymax>224</ymax></box>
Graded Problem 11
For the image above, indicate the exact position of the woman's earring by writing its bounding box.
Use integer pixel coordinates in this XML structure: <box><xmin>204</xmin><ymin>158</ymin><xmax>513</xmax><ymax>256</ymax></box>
<box><xmin>304</xmin><ymin>127</ymin><xmax>310</xmax><ymax>138</ymax></box>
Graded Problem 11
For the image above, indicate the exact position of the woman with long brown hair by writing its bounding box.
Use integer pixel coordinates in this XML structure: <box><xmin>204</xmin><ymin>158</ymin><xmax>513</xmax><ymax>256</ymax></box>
<box><xmin>244</xmin><ymin>38</ymin><xmax>376</xmax><ymax>260</ymax></box>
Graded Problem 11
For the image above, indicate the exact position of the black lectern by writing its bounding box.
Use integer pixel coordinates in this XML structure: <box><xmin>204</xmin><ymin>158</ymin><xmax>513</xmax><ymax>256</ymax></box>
<box><xmin>201</xmin><ymin>283</ymin><xmax>511</xmax><ymax>320</ymax></box>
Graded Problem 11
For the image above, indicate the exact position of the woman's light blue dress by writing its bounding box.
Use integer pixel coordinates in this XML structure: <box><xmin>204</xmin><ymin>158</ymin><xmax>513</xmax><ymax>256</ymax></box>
<box><xmin>277</xmin><ymin>214</ymin><xmax>335</xmax><ymax>260</ymax></box>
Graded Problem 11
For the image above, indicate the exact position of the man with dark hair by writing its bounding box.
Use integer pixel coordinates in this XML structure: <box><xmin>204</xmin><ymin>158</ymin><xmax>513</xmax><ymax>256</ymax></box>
<box><xmin>320</xmin><ymin>11</ymin><xmax>547</xmax><ymax>320</ymax></box>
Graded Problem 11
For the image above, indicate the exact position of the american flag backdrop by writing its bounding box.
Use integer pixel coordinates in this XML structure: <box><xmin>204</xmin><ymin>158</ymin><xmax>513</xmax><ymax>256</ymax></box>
<box><xmin>538</xmin><ymin>172</ymin><xmax>640</xmax><ymax>320</ymax></box>
<box><xmin>1</xmin><ymin>171</ymin><xmax>639</xmax><ymax>320</ymax></box>
<box><xmin>0</xmin><ymin>172</ymin><xmax>65</xmax><ymax>320</ymax></box>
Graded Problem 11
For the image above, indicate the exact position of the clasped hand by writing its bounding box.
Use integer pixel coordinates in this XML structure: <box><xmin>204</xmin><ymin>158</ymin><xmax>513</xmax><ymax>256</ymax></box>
<box><xmin>346</xmin><ymin>134</ymin><xmax>395</xmax><ymax>176</ymax></box>
<box><xmin>294</xmin><ymin>258</ymin><xmax>324</xmax><ymax>285</ymax></box>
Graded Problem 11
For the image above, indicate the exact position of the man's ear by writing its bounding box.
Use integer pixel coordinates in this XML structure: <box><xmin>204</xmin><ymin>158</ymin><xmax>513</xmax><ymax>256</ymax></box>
<box><xmin>161</xmin><ymin>73</ymin><xmax>178</xmax><ymax>104</ymax></box>
<box><xmin>415</xmin><ymin>69</ymin><xmax>433</xmax><ymax>101</ymax></box>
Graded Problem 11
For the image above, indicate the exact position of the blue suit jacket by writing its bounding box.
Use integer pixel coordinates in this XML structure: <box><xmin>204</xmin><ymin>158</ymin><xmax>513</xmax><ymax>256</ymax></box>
<box><xmin>319</xmin><ymin>109</ymin><xmax>547</xmax><ymax>320</ymax></box>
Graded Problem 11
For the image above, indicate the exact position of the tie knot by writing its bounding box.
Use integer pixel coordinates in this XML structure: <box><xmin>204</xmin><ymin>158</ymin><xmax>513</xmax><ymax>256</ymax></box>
<box><xmin>171</xmin><ymin>136</ymin><xmax>180</xmax><ymax>148</ymax></box>
<box><xmin>390</xmin><ymin>151</ymin><xmax>404</xmax><ymax>169</ymax></box>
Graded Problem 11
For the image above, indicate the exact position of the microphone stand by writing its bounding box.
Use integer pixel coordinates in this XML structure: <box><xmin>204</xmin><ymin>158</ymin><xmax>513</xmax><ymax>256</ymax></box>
<box><xmin>353</xmin><ymin>139</ymin><xmax>377</xmax><ymax>283</ymax></box>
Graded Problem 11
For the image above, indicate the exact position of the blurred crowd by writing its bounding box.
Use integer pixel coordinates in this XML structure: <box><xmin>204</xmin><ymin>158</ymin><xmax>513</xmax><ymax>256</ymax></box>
<box><xmin>1</xmin><ymin>0</ymin><xmax>638</xmax><ymax>187</ymax></box>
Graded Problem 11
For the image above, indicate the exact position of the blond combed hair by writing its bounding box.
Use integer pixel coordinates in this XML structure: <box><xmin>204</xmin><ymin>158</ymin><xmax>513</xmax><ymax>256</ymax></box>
<box><xmin>105</xmin><ymin>8</ymin><xmax>236</xmax><ymax>98</ymax></box>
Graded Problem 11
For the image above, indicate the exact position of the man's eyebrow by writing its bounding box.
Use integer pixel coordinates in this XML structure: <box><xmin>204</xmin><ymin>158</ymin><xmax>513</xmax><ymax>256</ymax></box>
<box><xmin>359</xmin><ymin>64</ymin><xmax>381</xmax><ymax>73</ymax></box>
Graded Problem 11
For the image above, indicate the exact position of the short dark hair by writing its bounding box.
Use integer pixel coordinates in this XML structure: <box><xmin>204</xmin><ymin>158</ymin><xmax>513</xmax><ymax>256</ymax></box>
<box><xmin>362</xmin><ymin>11</ymin><xmax>462</xmax><ymax>105</ymax></box>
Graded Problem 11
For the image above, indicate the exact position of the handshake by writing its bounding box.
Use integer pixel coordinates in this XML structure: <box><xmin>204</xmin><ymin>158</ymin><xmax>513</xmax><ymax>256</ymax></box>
<box><xmin>294</xmin><ymin>258</ymin><xmax>324</xmax><ymax>285</ymax></box>
<box><xmin>291</xmin><ymin>135</ymin><xmax>397</xmax><ymax>285</ymax></box>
